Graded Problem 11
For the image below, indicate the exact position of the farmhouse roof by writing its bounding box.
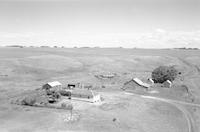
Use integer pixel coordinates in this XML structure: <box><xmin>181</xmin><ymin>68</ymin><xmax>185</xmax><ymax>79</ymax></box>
<box><xmin>47</xmin><ymin>81</ymin><xmax>62</xmax><ymax>87</ymax></box>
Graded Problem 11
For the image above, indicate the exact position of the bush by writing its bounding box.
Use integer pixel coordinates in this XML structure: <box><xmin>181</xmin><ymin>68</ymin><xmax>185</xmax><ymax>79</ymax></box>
<box><xmin>102</xmin><ymin>85</ymin><xmax>106</xmax><ymax>88</ymax></box>
<box><xmin>46</xmin><ymin>90</ymin><xmax>61</xmax><ymax>99</ymax></box>
<box><xmin>21</xmin><ymin>96</ymin><xmax>36</xmax><ymax>106</ymax></box>
<box><xmin>59</xmin><ymin>90</ymin><xmax>71</xmax><ymax>97</ymax></box>
<box><xmin>61</xmin><ymin>102</ymin><xmax>73</xmax><ymax>110</ymax></box>
<box><xmin>152</xmin><ymin>66</ymin><xmax>178</xmax><ymax>83</ymax></box>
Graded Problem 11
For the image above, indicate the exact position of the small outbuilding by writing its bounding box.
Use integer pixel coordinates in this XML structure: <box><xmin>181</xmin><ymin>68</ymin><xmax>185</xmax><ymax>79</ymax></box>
<box><xmin>66</xmin><ymin>82</ymin><xmax>83</xmax><ymax>89</ymax></box>
<box><xmin>147</xmin><ymin>78</ymin><xmax>154</xmax><ymax>85</ymax></box>
<box><xmin>43</xmin><ymin>81</ymin><xmax>62</xmax><ymax>90</ymax></box>
<box><xmin>163</xmin><ymin>80</ymin><xmax>172</xmax><ymax>88</ymax></box>
<box><xmin>67</xmin><ymin>84</ymin><xmax>76</xmax><ymax>89</ymax></box>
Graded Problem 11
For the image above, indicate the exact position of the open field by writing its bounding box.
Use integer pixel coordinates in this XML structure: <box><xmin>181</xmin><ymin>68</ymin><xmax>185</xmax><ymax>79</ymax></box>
<box><xmin>0</xmin><ymin>47</ymin><xmax>200</xmax><ymax>132</ymax></box>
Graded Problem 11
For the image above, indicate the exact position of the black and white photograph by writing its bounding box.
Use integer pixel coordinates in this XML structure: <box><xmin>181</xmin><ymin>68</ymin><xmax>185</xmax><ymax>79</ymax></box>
<box><xmin>0</xmin><ymin>0</ymin><xmax>200</xmax><ymax>131</ymax></box>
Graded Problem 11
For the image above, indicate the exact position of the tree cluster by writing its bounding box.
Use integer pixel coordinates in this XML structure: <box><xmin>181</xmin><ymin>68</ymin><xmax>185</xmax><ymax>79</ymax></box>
<box><xmin>152</xmin><ymin>66</ymin><xmax>178</xmax><ymax>83</ymax></box>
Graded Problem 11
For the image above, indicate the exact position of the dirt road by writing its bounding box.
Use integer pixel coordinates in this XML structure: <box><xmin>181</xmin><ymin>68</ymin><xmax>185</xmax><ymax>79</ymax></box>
<box><xmin>140</xmin><ymin>95</ymin><xmax>197</xmax><ymax>132</ymax></box>
<box><xmin>125</xmin><ymin>92</ymin><xmax>199</xmax><ymax>132</ymax></box>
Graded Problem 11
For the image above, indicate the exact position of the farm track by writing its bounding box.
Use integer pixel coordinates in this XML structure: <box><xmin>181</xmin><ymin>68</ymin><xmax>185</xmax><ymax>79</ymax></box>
<box><xmin>124</xmin><ymin>92</ymin><xmax>199</xmax><ymax>132</ymax></box>
<box><xmin>135</xmin><ymin>57</ymin><xmax>200</xmax><ymax>132</ymax></box>
<box><xmin>140</xmin><ymin>95</ymin><xmax>196</xmax><ymax>132</ymax></box>
<box><xmin>178</xmin><ymin>57</ymin><xmax>200</xmax><ymax>77</ymax></box>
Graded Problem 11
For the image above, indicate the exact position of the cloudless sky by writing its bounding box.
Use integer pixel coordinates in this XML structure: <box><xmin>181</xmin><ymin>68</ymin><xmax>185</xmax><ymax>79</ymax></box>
<box><xmin>0</xmin><ymin>0</ymin><xmax>200</xmax><ymax>48</ymax></box>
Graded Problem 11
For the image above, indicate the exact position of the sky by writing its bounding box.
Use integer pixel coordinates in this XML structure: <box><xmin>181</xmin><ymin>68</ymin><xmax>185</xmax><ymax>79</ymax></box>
<box><xmin>0</xmin><ymin>0</ymin><xmax>200</xmax><ymax>48</ymax></box>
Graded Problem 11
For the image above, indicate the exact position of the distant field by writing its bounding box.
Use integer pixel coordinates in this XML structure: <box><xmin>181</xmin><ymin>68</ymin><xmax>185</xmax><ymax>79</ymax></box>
<box><xmin>0</xmin><ymin>47</ymin><xmax>200</xmax><ymax>132</ymax></box>
<box><xmin>0</xmin><ymin>47</ymin><xmax>199</xmax><ymax>90</ymax></box>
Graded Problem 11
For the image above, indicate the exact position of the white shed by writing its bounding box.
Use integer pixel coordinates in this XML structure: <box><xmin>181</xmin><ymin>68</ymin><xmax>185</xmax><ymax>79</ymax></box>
<box><xmin>163</xmin><ymin>80</ymin><xmax>172</xmax><ymax>88</ymax></box>
<box><xmin>148</xmin><ymin>78</ymin><xmax>154</xmax><ymax>85</ymax></box>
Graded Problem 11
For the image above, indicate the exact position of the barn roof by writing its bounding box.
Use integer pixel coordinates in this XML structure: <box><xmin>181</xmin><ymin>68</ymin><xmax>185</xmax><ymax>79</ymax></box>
<box><xmin>164</xmin><ymin>80</ymin><xmax>172</xmax><ymax>84</ymax></box>
<box><xmin>47</xmin><ymin>81</ymin><xmax>62</xmax><ymax>87</ymax></box>
<box><xmin>133</xmin><ymin>78</ymin><xmax>150</xmax><ymax>88</ymax></box>
<box><xmin>123</xmin><ymin>78</ymin><xmax>150</xmax><ymax>89</ymax></box>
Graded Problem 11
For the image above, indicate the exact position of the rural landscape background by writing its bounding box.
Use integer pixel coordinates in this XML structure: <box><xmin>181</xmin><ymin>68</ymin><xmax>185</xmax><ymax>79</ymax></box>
<box><xmin>0</xmin><ymin>47</ymin><xmax>200</xmax><ymax>132</ymax></box>
<box><xmin>1</xmin><ymin>0</ymin><xmax>200</xmax><ymax>131</ymax></box>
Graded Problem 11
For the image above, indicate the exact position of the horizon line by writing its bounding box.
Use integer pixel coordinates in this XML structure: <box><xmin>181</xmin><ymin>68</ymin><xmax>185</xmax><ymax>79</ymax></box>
<box><xmin>1</xmin><ymin>45</ymin><xmax>199</xmax><ymax>50</ymax></box>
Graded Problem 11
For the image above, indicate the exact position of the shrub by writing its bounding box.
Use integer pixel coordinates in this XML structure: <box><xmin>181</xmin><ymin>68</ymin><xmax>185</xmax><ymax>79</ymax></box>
<box><xmin>46</xmin><ymin>90</ymin><xmax>61</xmax><ymax>103</ymax></box>
<box><xmin>59</xmin><ymin>90</ymin><xmax>71</xmax><ymax>97</ymax></box>
<box><xmin>61</xmin><ymin>102</ymin><xmax>73</xmax><ymax>110</ymax></box>
<box><xmin>46</xmin><ymin>90</ymin><xmax>61</xmax><ymax>99</ymax></box>
<box><xmin>152</xmin><ymin>66</ymin><xmax>178</xmax><ymax>83</ymax></box>
<box><xmin>21</xmin><ymin>96</ymin><xmax>36</xmax><ymax>106</ymax></box>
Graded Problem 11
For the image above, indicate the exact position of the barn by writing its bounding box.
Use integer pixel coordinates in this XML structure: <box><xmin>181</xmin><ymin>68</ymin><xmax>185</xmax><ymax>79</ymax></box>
<box><xmin>122</xmin><ymin>78</ymin><xmax>150</xmax><ymax>91</ymax></box>
<box><xmin>42</xmin><ymin>81</ymin><xmax>62</xmax><ymax>90</ymax></box>
<box><xmin>71</xmin><ymin>89</ymin><xmax>101</xmax><ymax>103</ymax></box>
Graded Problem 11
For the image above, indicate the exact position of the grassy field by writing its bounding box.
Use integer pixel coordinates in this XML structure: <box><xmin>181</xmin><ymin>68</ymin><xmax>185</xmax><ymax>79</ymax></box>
<box><xmin>0</xmin><ymin>47</ymin><xmax>200</xmax><ymax>132</ymax></box>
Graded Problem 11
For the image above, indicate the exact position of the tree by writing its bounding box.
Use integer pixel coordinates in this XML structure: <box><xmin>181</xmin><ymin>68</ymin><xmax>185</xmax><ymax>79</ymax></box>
<box><xmin>152</xmin><ymin>66</ymin><xmax>178</xmax><ymax>83</ymax></box>
<box><xmin>59</xmin><ymin>90</ymin><xmax>71</xmax><ymax>97</ymax></box>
